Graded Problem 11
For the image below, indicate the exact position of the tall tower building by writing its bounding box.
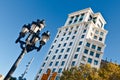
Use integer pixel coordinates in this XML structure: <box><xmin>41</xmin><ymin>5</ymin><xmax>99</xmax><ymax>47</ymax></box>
<box><xmin>35</xmin><ymin>8</ymin><xmax>108</xmax><ymax>80</ymax></box>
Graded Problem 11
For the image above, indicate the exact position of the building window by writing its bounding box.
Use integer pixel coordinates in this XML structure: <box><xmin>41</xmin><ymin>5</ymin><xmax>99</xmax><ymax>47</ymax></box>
<box><xmin>71</xmin><ymin>61</ymin><xmax>76</xmax><ymax>66</ymax></box>
<box><xmin>94</xmin><ymin>35</ymin><xmax>97</xmax><ymax>39</ymax></box>
<box><xmin>56</xmin><ymin>76</ymin><xmax>60</xmax><ymax>80</ymax></box>
<box><xmin>58</xmin><ymin>68</ymin><xmax>62</xmax><ymax>73</ymax></box>
<box><xmin>95</xmin><ymin>30</ymin><xmax>99</xmax><ymax>34</ymax></box>
<box><xmin>99</xmin><ymin>19</ymin><xmax>103</xmax><ymax>28</ymax></box>
<box><xmin>72</xmin><ymin>36</ymin><xmax>75</xmax><ymax>39</ymax></box>
<box><xmin>83</xmin><ymin>29</ymin><xmax>87</xmax><ymax>33</ymax></box>
<box><xmin>100</xmin><ymin>32</ymin><xmax>104</xmax><ymax>36</ymax></box>
<box><xmin>68</xmin><ymin>16</ymin><xmax>74</xmax><ymax>24</ymax></box>
<box><xmin>52</xmin><ymin>68</ymin><xmax>56</xmax><ymax>73</ymax></box>
<box><xmin>64</xmin><ymin>54</ymin><xmax>68</xmax><ymax>59</ymax></box>
<box><xmin>90</xmin><ymin>51</ymin><xmax>94</xmax><ymax>56</ymax></box>
<box><xmin>69</xmin><ymin>20</ymin><xmax>72</xmax><ymax>25</ymax></box>
<box><xmin>74</xmin><ymin>30</ymin><xmax>77</xmax><ymax>34</ymax></box>
<box><xmin>79</xmin><ymin>41</ymin><xmax>82</xmax><ymax>45</ymax></box>
<box><xmin>76</xmin><ymin>26</ymin><xmax>79</xmax><ymax>29</ymax></box>
<box><xmin>97</xmin><ymin>47</ymin><xmax>102</xmax><ymax>51</ymax></box>
<box><xmin>60</xmin><ymin>49</ymin><xmax>64</xmax><ymax>53</ymax></box>
<box><xmin>55</xmin><ymin>49</ymin><xmax>59</xmax><ymax>53</ymax></box>
<box><xmin>61</xmin><ymin>38</ymin><xmax>64</xmax><ymax>41</ymax></box>
<box><xmin>81</xmin><ymin>35</ymin><xmax>85</xmax><ymax>38</ymax></box>
<box><xmin>99</xmin><ymin>37</ymin><xmax>103</xmax><ymax>41</ymax></box>
<box><xmin>74</xmin><ymin>15</ymin><xmax>79</xmax><ymax>23</ymax></box>
<box><xmin>63</xmin><ymin>43</ymin><xmax>67</xmax><ymax>47</ymax></box>
<box><xmin>94</xmin><ymin>60</ymin><xmax>98</xmax><ymax>65</ymax></box>
<box><xmin>58</xmin><ymin>55</ymin><xmax>62</xmax><ymax>59</ymax></box>
<box><xmin>91</xmin><ymin>44</ymin><xmax>96</xmax><ymax>49</ymax></box>
<box><xmin>52</xmin><ymin>55</ymin><xmax>56</xmax><ymax>60</ymax></box>
<box><xmin>81</xmin><ymin>13</ymin><xmax>85</xmax><ymax>17</ymax></box>
<box><xmin>51</xmin><ymin>45</ymin><xmax>54</xmax><ymax>49</ymax></box>
<box><xmin>56</xmin><ymin>35</ymin><xmax>59</xmax><ymax>38</ymax></box>
<box><xmin>84</xmin><ymin>49</ymin><xmax>88</xmax><ymax>54</ymax></box>
<box><xmin>66</xmin><ymin>28</ymin><xmax>68</xmax><ymax>31</ymax></box>
<box><xmin>86</xmin><ymin>42</ymin><xmax>90</xmax><ymax>47</ymax></box>
<box><xmin>59</xmin><ymin>30</ymin><xmax>61</xmax><ymax>33</ymax></box>
<box><xmin>58</xmin><ymin>44</ymin><xmax>61</xmax><ymax>48</ymax></box>
<box><xmin>63</xmin><ymin>33</ymin><xmax>66</xmax><ymax>36</ymax></box>
<box><xmin>42</xmin><ymin>63</ymin><xmax>45</xmax><ymax>67</ymax></box>
<box><xmin>80</xmin><ymin>63</ymin><xmax>84</xmax><ymax>66</ymax></box>
<box><xmin>79</xmin><ymin>17</ymin><xmax>83</xmax><ymax>21</ymax></box>
<box><xmin>79</xmin><ymin>13</ymin><xmax>84</xmax><ymax>22</ymax></box>
<box><xmin>76</xmin><ymin>47</ymin><xmax>80</xmax><ymax>52</ymax></box>
<box><xmin>74</xmin><ymin>54</ymin><xmax>78</xmax><ymax>59</ymax></box>
<box><xmin>88</xmin><ymin>15</ymin><xmax>92</xmax><ymax>21</ymax></box>
<box><xmin>96</xmin><ymin>53</ymin><xmax>100</xmax><ymax>58</ymax></box>
<box><xmin>66</xmin><ymin>48</ymin><xmax>70</xmax><ymax>52</ymax></box>
<box><xmin>48</xmin><ymin>51</ymin><xmax>51</xmax><ymax>55</ymax></box>
<box><xmin>66</xmin><ymin>37</ymin><xmax>69</xmax><ymax>40</ymax></box>
<box><xmin>71</xmin><ymin>27</ymin><xmax>73</xmax><ymax>30</ymax></box>
<box><xmin>61</xmin><ymin>61</ymin><xmax>65</xmax><ymax>66</ymax></box>
<box><xmin>45</xmin><ymin>57</ymin><xmax>48</xmax><ymax>60</ymax></box>
<box><xmin>88</xmin><ymin>58</ymin><xmax>92</xmax><ymax>64</ymax></box>
<box><xmin>82</xmin><ymin>56</ymin><xmax>86</xmax><ymax>61</ymax></box>
<box><xmin>93</xmin><ymin>17</ymin><xmax>97</xmax><ymax>24</ymax></box>
<box><xmin>91</xmin><ymin>33</ymin><xmax>93</xmax><ymax>36</ymax></box>
<box><xmin>54</xmin><ymin>40</ymin><xmax>57</xmax><ymax>43</ymax></box>
<box><xmin>46</xmin><ymin>69</ymin><xmax>50</xmax><ymax>73</ymax></box>
<box><xmin>49</xmin><ymin>62</ymin><xmax>53</xmax><ymax>66</ymax></box>
<box><xmin>39</xmin><ymin>69</ymin><xmax>42</xmax><ymax>74</ymax></box>
<box><xmin>85</xmin><ymin>24</ymin><xmax>88</xmax><ymax>28</ymax></box>
<box><xmin>97</xmin><ymin>24</ymin><xmax>101</xmax><ymax>28</ymax></box>
<box><xmin>68</xmin><ymin>32</ymin><xmax>71</xmax><ymax>35</ymax></box>
<box><xmin>69</xmin><ymin>42</ymin><xmax>73</xmax><ymax>46</ymax></box>
<box><xmin>55</xmin><ymin>61</ymin><xmax>59</xmax><ymax>66</ymax></box>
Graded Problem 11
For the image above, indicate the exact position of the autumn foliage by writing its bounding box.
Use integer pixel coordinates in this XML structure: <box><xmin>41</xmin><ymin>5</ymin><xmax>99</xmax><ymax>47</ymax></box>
<box><xmin>60</xmin><ymin>63</ymin><xmax>120</xmax><ymax>80</ymax></box>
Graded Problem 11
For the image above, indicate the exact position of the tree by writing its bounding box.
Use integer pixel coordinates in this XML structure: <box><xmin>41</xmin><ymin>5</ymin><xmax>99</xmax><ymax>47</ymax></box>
<box><xmin>60</xmin><ymin>64</ymin><xmax>100</xmax><ymax>80</ymax></box>
<box><xmin>60</xmin><ymin>63</ymin><xmax>120</xmax><ymax>80</ymax></box>
<box><xmin>99</xmin><ymin>62</ymin><xmax>120</xmax><ymax>80</ymax></box>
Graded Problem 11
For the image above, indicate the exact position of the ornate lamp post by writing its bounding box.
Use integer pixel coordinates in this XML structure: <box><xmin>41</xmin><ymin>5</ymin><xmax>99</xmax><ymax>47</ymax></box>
<box><xmin>4</xmin><ymin>19</ymin><xmax>50</xmax><ymax>80</ymax></box>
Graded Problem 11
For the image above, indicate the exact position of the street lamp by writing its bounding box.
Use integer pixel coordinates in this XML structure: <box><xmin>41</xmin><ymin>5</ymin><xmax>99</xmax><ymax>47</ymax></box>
<box><xmin>4</xmin><ymin>19</ymin><xmax>50</xmax><ymax>80</ymax></box>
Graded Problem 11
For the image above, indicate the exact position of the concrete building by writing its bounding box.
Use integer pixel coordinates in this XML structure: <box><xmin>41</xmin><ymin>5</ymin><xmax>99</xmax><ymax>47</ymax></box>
<box><xmin>35</xmin><ymin>8</ymin><xmax>108</xmax><ymax>80</ymax></box>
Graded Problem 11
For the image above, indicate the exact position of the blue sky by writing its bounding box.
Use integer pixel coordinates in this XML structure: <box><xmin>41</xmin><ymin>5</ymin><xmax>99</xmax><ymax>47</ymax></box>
<box><xmin>0</xmin><ymin>0</ymin><xmax>120</xmax><ymax>80</ymax></box>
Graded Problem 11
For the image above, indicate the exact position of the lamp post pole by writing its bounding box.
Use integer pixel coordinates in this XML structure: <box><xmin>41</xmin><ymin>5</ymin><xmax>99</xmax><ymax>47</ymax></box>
<box><xmin>4</xmin><ymin>19</ymin><xmax>50</xmax><ymax>80</ymax></box>
<box><xmin>4</xmin><ymin>48</ymin><xmax>26</xmax><ymax>80</ymax></box>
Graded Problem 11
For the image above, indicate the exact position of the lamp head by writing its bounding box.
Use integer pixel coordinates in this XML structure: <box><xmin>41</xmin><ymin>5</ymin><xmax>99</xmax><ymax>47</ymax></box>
<box><xmin>31</xmin><ymin>35</ymin><xmax>40</xmax><ymax>45</ymax></box>
<box><xmin>30</xmin><ymin>19</ymin><xmax>45</xmax><ymax>33</ymax></box>
<box><xmin>37</xmin><ymin>19</ymin><xmax>46</xmax><ymax>30</ymax></box>
<box><xmin>21</xmin><ymin>24</ymin><xmax>30</xmax><ymax>34</ymax></box>
<box><xmin>40</xmin><ymin>31</ymin><xmax>50</xmax><ymax>45</ymax></box>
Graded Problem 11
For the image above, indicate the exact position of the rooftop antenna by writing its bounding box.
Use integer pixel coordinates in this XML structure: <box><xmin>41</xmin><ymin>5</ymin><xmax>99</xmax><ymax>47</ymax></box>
<box><xmin>110</xmin><ymin>59</ymin><xmax>112</xmax><ymax>62</ymax></box>
<box><xmin>20</xmin><ymin>57</ymin><xmax>34</xmax><ymax>80</ymax></box>
<box><xmin>105</xmin><ymin>57</ymin><xmax>108</xmax><ymax>61</ymax></box>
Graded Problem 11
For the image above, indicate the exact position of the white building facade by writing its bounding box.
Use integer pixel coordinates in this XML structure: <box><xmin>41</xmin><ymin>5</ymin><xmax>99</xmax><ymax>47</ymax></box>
<box><xmin>35</xmin><ymin>8</ymin><xmax>108</xmax><ymax>80</ymax></box>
